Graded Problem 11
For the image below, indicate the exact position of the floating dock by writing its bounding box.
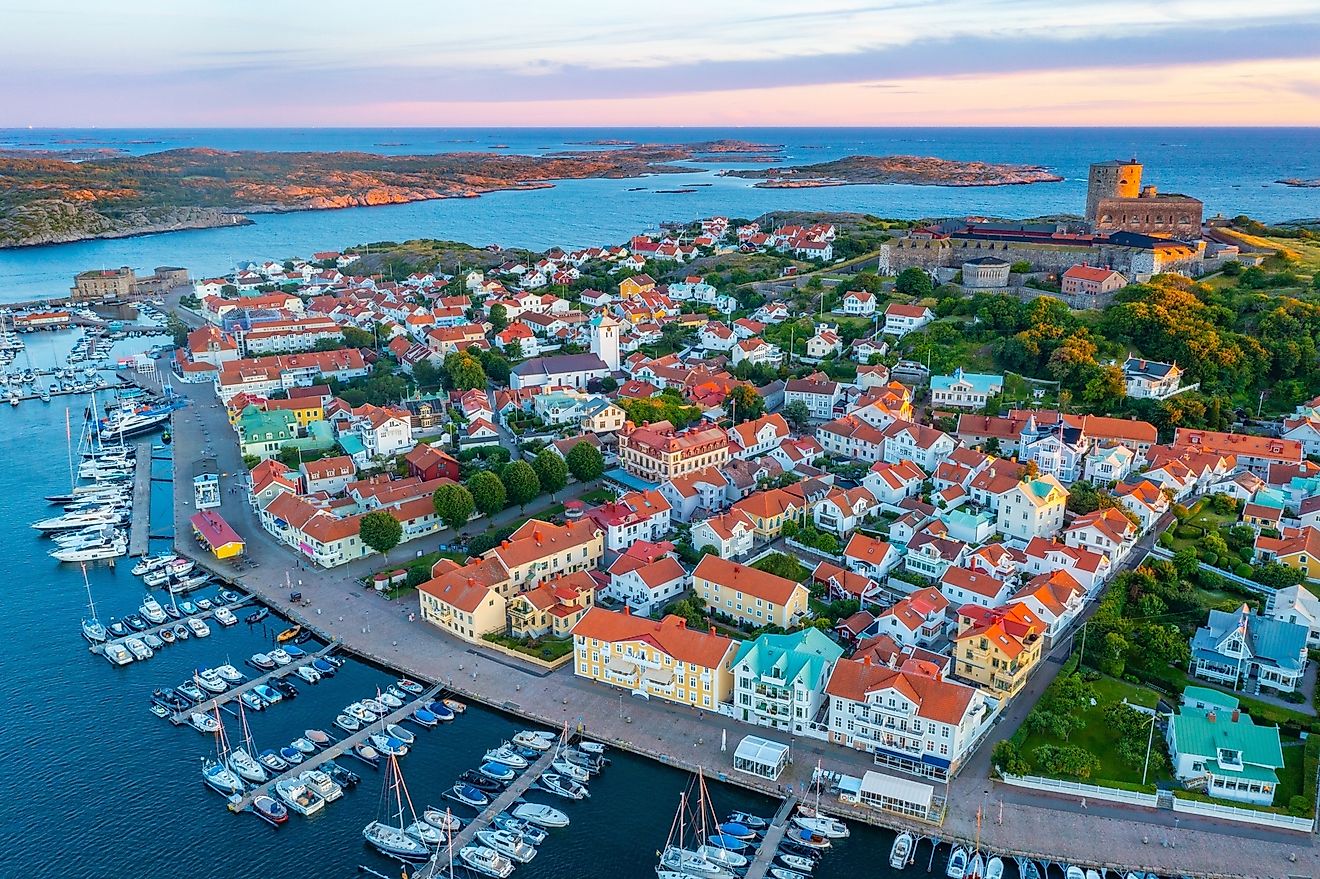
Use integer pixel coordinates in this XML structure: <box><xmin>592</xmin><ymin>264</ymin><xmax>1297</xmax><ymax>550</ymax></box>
<box><xmin>128</xmin><ymin>442</ymin><xmax>152</xmax><ymax>557</ymax></box>
<box><xmin>413</xmin><ymin>747</ymin><xmax>560</xmax><ymax>877</ymax></box>
<box><xmin>168</xmin><ymin>642</ymin><xmax>340</xmax><ymax>724</ymax></box>
<box><xmin>92</xmin><ymin>594</ymin><xmax>252</xmax><ymax>656</ymax></box>
<box><xmin>742</xmin><ymin>794</ymin><xmax>800</xmax><ymax>879</ymax></box>
<box><xmin>230</xmin><ymin>685</ymin><xmax>442</xmax><ymax>813</ymax></box>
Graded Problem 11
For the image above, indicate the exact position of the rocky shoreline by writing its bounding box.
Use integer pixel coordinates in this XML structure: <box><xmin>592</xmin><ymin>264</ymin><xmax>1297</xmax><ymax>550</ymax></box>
<box><xmin>0</xmin><ymin>202</ymin><xmax>253</xmax><ymax>249</ymax></box>
<box><xmin>724</xmin><ymin>154</ymin><xmax>1064</xmax><ymax>187</ymax></box>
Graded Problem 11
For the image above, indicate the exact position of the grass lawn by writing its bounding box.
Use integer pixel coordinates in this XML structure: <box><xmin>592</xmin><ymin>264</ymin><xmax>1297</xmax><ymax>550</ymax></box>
<box><xmin>579</xmin><ymin>488</ymin><xmax>616</xmax><ymax>505</ymax></box>
<box><xmin>483</xmin><ymin>633</ymin><xmax>574</xmax><ymax>662</ymax></box>
<box><xmin>1166</xmin><ymin>497</ymin><xmax>1238</xmax><ymax>554</ymax></box>
<box><xmin>1277</xmin><ymin>739</ymin><xmax>1306</xmax><ymax>804</ymax></box>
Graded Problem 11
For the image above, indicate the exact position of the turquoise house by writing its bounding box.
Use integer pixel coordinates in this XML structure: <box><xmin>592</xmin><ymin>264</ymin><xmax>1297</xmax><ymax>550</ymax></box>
<box><xmin>731</xmin><ymin>628</ymin><xmax>843</xmax><ymax>735</ymax></box>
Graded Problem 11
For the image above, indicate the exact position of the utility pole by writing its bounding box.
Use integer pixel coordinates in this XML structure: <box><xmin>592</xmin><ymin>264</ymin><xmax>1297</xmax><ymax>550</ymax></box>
<box><xmin>1141</xmin><ymin>710</ymin><xmax>1159</xmax><ymax>786</ymax></box>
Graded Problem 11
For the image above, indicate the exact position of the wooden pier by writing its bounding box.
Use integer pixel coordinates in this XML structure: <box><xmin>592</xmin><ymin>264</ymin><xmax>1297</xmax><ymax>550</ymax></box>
<box><xmin>128</xmin><ymin>441</ymin><xmax>152</xmax><ymax>557</ymax></box>
<box><xmin>92</xmin><ymin>594</ymin><xmax>252</xmax><ymax>655</ymax></box>
<box><xmin>742</xmin><ymin>794</ymin><xmax>800</xmax><ymax>879</ymax></box>
<box><xmin>230</xmin><ymin>686</ymin><xmax>442</xmax><ymax>812</ymax></box>
<box><xmin>414</xmin><ymin>747</ymin><xmax>559</xmax><ymax>879</ymax></box>
<box><xmin>168</xmin><ymin>641</ymin><xmax>340</xmax><ymax>724</ymax></box>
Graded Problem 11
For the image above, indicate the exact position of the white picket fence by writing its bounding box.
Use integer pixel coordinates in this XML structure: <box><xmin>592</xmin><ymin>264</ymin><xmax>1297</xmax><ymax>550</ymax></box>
<box><xmin>1171</xmin><ymin>796</ymin><xmax>1315</xmax><ymax>832</ymax></box>
<box><xmin>999</xmin><ymin>773</ymin><xmax>1159</xmax><ymax>807</ymax></box>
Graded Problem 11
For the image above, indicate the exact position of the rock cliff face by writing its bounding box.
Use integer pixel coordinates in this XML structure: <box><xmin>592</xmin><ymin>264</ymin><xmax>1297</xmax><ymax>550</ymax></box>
<box><xmin>724</xmin><ymin>154</ymin><xmax>1063</xmax><ymax>187</ymax></box>
<box><xmin>0</xmin><ymin>200</ymin><xmax>250</xmax><ymax>248</ymax></box>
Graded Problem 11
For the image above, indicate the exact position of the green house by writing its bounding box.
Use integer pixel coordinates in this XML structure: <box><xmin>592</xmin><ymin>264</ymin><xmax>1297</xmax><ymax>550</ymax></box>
<box><xmin>1166</xmin><ymin>687</ymin><xmax>1284</xmax><ymax>806</ymax></box>
<box><xmin>732</xmin><ymin>628</ymin><xmax>843</xmax><ymax>733</ymax></box>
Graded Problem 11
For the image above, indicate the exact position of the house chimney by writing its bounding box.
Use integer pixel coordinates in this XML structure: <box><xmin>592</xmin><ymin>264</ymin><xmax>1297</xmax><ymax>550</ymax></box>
<box><xmin>1207</xmin><ymin>710</ymin><xmax>1216</xmax><ymax>723</ymax></box>
<box><xmin>862</xmin><ymin>655</ymin><xmax>872</xmax><ymax>666</ymax></box>
<box><xmin>623</xmin><ymin>606</ymin><xmax>631</xmax><ymax>616</ymax></box>
<box><xmin>1231</xmin><ymin>709</ymin><xmax>1240</xmax><ymax>723</ymax></box>
<box><xmin>709</xmin><ymin>625</ymin><xmax>717</xmax><ymax>636</ymax></box>
<box><xmin>676</xmin><ymin>617</ymin><xmax>687</xmax><ymax>629</ymax></box>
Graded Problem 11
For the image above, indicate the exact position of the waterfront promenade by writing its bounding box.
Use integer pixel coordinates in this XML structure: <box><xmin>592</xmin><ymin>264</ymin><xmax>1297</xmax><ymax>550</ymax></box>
<box><xmin>161</xmin><ymin>366</ymin><xmax>1317</xmax><ymax>879</ymax></box>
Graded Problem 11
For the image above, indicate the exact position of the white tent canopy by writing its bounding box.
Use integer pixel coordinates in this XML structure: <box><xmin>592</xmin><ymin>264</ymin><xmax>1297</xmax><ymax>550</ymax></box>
<box><xmin>858</xmin><ymin>770</ymin><xmax>934</xmax><ymax>818</ymax></box>
<box><xmin>732</xmin><ymin>734</ymin><xmax>790</xmax><ymax>780</ymax></box>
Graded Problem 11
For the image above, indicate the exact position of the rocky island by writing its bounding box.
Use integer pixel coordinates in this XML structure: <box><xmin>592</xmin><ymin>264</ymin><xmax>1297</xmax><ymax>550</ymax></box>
<box><xmin>1278</xmin><ymin>178</ymin><xmax>1320</xmax><ymax>188</ymax></box>
<box><xmin>723</xmin><ymin>154</ymin><xmax>1063</xmax><ymax>188</ymax></box>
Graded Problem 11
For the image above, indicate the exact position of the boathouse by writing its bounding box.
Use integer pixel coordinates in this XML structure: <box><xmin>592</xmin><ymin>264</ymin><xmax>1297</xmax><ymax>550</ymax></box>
<box><xmin>190</xmin><ymin>510</ymin><xmax>245</xmax><ymax>559</ymax></box>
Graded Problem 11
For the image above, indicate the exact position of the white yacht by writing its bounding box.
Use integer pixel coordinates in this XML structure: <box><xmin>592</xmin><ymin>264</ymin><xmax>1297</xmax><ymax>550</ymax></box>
<box><xmin>477</xmin><ymin>828</ymin><xmax>538</xmax><ymax>863</ymax></box>
<box><xmin>276</xmin><ymin>778</ymin><xmax>325</xmax><ymax>816</ymax></box>
<box><xmin>459</xmin><ymin>845</ymin><xmax>516</xmax><ymax>878</ymax></box>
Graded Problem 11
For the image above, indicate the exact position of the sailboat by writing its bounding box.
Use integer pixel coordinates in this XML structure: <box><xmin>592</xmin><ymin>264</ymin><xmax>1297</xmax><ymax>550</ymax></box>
<box><xmin>794</xmin><ymin>760</ymin><xmax>849</xmax><ymax>838</ymax></box>
<box><xmin>657</xmin><ymin>774</ymin><xmax>735</xmax><ymax>879</ymax></box>
<box><xmin>201</xmin><ymin>706</ymin><xmax>245</xmax><ymax>797</ymax></box>
<box><xmin>228</xmin><ymin>701</ymin><xmax>269</xmax><ymax>784</ymax></box>
<box><xmin>79</xmin><ymin>564</ymin><xmax>106</xmax><ymax>643</ymax></box>
<box><xmin>362</xmin><ymin>753</ymin><xmax>431</xmax><ymax>861</ymax></box>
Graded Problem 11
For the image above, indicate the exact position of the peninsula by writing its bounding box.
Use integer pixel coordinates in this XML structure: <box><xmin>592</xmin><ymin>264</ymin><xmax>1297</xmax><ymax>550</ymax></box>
<box><xmin>723</xmin><ymin>154</ymin><xmax>1064</xmax><ymax>187</ymax></box>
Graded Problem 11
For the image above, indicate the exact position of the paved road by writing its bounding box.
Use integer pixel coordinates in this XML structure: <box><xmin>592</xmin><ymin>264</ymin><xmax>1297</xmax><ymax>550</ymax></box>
<box><xmin>158</xmin><ymin>320</ymin><xmax>1317</xmax><ymax>877</ymax></box>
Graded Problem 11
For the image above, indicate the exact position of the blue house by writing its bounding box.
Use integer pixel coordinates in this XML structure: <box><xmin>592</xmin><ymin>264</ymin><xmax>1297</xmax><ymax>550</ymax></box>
<box><xmin>1189</xmin><ymin>604</ymin><xmax>1309</xmax><ymax>695</ymax></box>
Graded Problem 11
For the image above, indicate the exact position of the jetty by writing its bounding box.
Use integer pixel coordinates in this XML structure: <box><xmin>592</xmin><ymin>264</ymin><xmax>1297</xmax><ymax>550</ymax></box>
<box><xmin>128</xmin><ymin>442</ymin><xmax>152</xmax><ymax>557</ymax></box>
<box><xmin>742</xmin><ymin>794</ymin><xmax>799</xmax><ymax>879</ymax></box>
<box><xmin>168</xmin><ymin>641</ymin><xmax>340</xmax><ymax>724</ymax></box>
<box><xmin>92</xmin><ymin>594</ymin><xmax>252</xmax><ymax>655</ymax></box>
<box><xmin>231</xmin><ymin>685</ymin><xmax>442</xmax><ymax>812</ymax></box>
<box><xmin>414</xmin><ymin>748</ymin><xmax>559</xmax><ymax>879</ymax></box>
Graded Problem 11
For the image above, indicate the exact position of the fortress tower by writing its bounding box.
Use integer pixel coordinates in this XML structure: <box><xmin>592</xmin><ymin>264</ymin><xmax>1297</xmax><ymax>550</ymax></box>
<box><xmin>1085</xmin><ymin>159</ymin><xmax>1143</xmax><ymax>225</ymax></box>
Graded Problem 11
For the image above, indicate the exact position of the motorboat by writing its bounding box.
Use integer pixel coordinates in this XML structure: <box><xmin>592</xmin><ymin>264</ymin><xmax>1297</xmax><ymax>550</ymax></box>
<box><xmin>139</xmin><ymin>596</ymin><xmax>168</xmax><ymax>624</ymax></box>
<box><xmin>539</xmin><ymin>773</ymin><xmax>587</xmax><ymax>800</ymax></box>
<box><xmin>477</xmin><ymin>828</ymin><xmax>537</xmax><ymax>863</ymax></box>
<box><xmin>325</xmin><ymin>760</ymin><xmax>361</xmax><ymax>789</ymax></box>
<box><xmin>246</xmin><ymin>608</ymin><xmax>269</xmax><ymax>625</ymax></box>
<box><xmin>132</xmin><ymin>554</ymin><xmax>176</xmax><ymax>576</ymax></box>
<box><xmin>459</xmin><ymin>771</ymin><xmax>504</xmax><ymax>794</ymax></box>
<box><xmin>491</xmin><ymin>812</ymin><xmax>546</xmax><ymax>845</ymax></box>
<box><xmin>707</xmin><ymin>833</ymin><xmax>750</xmax><ymax>853</ymax></box>
<box><xmin>163</xmin><ymin>603</ymin><xmax>181</xmax><ymax>620</ymax></box>
<box><xmin>658</xmin><ymin>847</ymin><xmax>735</xmax><ymax>879</ymax></box>
<box><xmin>213</xmin><ymin>607</ymin><xmax>237</xmax><ymax>627</ymax></box>
<box><xmin>149</xmin><ymin>703</ymin><xmax>169</xmax><ymax>719</ymax></box>
<box><xmin>176</xmin><ymin>681</ymin><xmax>205</xmax><ymax>702</ymax></box>
<box><xmin>219</xmin><ymin>589</ymin><xmax>241</xmax><ymax>604</ymax></box>
<box><xmin>986</xmin><ymin>857</ymin><xmax>1005</xmax><ymax>879</ymax></box>
<box><xmin>189</xmin><ymin>713</ymin><xmax>221</xmax><ymax>734</ymax></box>
<box><xmin>424</xmin><ymin>807</ymin><xmax>465</xmax><ymax>833</ymax></box>
<box><xmin>460</xmin><ymin>845</ymin><xmax>516</xmax><ymax>878</ymax></box>
<box><xmin>397</xmin><ymin>678</ymin><xmax>424</xmax><ymax>695</ymax></box>
<box><xmin>299</xmin><ymin>769</ymin><xmax>343</xmax><ymax>802</ymax></box>
<box><xmin>384</xmin><ymin>723</ymin><xmax>415</xmax><ymax>745</ymax></box>
<box><xmin>778</xmin><ymin>838</ymin><xmax>822</xmax><ymax>862</ymax></box>
<box><xmin>279</xmin><ymin>746</ymin><xmax>305</xmax><ymax>765</ymax></box>
<box><xmin>228</xmin><ymin>748</ymin><xmax>269</xmax><ymax>784</ymax></box>
<box><xmin>352</xmin><ymin>743</ymin><xmax>381</xmax><ymax>768</ymax></box>
<box><xmin>361</xmin><ymin>697</ymin><xmax>387</xmax><ymax>715</ymax></box>
<box><xmin>699</xmin><ymin>843</ymin><xmax>749</xmax><ymax>870</ymax></box>
<box><xmin>305</xmin><ymin>729</ymin><xmax>332</xmax><ymax>748</ymax></box>
<box><xmin>425</xmin><ymin>700</ymin><xmax>456</xmax><ymax>722</ymax></box>
<box><xmin>249</xmin><ymin>652</ymin><xmax>275</xmax><ymax>671</ymax></box>
<box><xmin>202</xmin><ymin>758</ymin><xmax>245</xmax><ymax>796</ymax></box>
<box><xmin>347</xmin><ymin>702</ymin><xmax>378</xmax><ymax>723</ymax></box>
<box><xmin>253</xmin><ymin>684</ymin><xmax>282</xmax><ymax>705</ymax></box>
<box><xmin>578</xmin><ymin>741</ymin><xmax>607</xmax><ymax>755</ymax></box>
<box><xmin>196</xmin><ymin>669</ymin><xmax>227</xmax><ymax>694</ymax></box>
<box><xmin>401</xmin><ymin>819</ymin><xmax>442</xmax><ymax>848</ymax></box>
<box><xmin>240</xmin><ymin>692</ymin><xmax>266</xmax><ymax>712</ymax></box>
<box><xmin>276</xmin><ymin>625</ymin><xmax>302</xmax><ymax>643</ymax></box>
<box><xmin>216</xmin><ymin>665</ymin><xmax>245</xmax><ymax>684</ymax></box>
<box><xmin>363</xmin><ymin>820</ymin><xmax>430</xmax><ymax>860</ymax></box>
<box><xmin>124</xmin><ymin>638</ymin><xmax>153</xmax><ymax>660</ymax></box>
<box><xmin>294</xmin><ymin>665</ymin><xmax>321</xmax><ymax>684</ymax></box>
<box><xmin>143</xmin><ymin>633</ymin><xmax>164</xmax><ymax>650</ymax></box>
<box><xmin>947</xmin><ymin>846</ymin><xmax>970</xmax><ymax>879</ymax></box>
<box><xmin>283</xmin><ymin>644</ymin><xmax>308</xmax><ymax>660</ymax></box>
<box><xmin>370</xmin><ymin>734</ymin><xmax>408</xmax><ymax>757</ymax></box>
<box><xmin>793</xmin><ymin>812</ymin><xmax>849</xmax><ymax>839</ymax></box>
<box><xmin>890</xmin><ymin>831</ymin><xmax>914</xmax><ymax>869</ymax></box>
<box><xmin>107</xmin><ymin>619</ymin><xmax>130</xmax><ymax>638</ymax></box>
<box><xmin>378</xmin><ymin>691</ymin><xmax>403</xmax><ymax>710</ymax></box>
<box><xmin>443</xmin><ymin>698</ymin><xmax>466</xmax><ymax>714</ymax></box>
<box><xmin>511</xmin><ymin>801</ymin><xmax>569</xmax><ymax>828</ymax></box>
<box><xmin>271</xmin><ymin>677</ymin><xmax>298</xmax><ymax>699</ymax></box>
<box><xmin>512</xmin><ymin>730</ymin><xmax>555</xmax><ymax>751</ymax></box>
<box><xmin>123</xmin><ymin>614</ymin><xmax>147</xmax><ymax>631</ymax></box>
<box><xmin>269</xmin><ymin>648</ymin><xmax>292</xmax><ymax>666</ymax></box>
<box><xmin>770</xmin><ymin>869</ymin><xmax>809</xmax><ymax>879</ymax></box>
<box><xmin>102</xmin><ymin>642</ymin><xmax>133</xmax><ymax>665</ymax></box>
<box><xmin>275</xmin><ymin>778</ymin><xmax>324</xmax><ymax>816</ymax></box>
<box><xmin>776</xmin><ymin>854</ymin><xmax>816</xmax><ymax>874</ymax></box>
<box><xmin>718</xmin><ymin>822</ymin><xmax>754</xmax><ymax>841</ymax></box>
<box><xmin>187</xmin><ymin>617</ymin><xmax>210</xmax><ymax>637</ymax></box>
<box><xmin>411</xmin><ymin>707</ymin><xmax>438</xmax><ymax>728</ymax></box>
<box><xmin>170</xmin><ymin>574</ymin><xmax>210</xmax><ymax>593</ymax></box>
<box><xmin>158</xmin><ymin>627</ymin><xmax>175</xmax><ymax>644</ymax></box>
<box><xmin>551</xmin><ymin>758</ymin><xmax>589</xmax><ymax>783</ymax></box>
<box><xmin>1084</xmin><ymin>871</ymin><xmax>1102</xmax><ymax>879</ymax></box>
<box><xmin>196</xmin><ymin>598</ymin><xmax>214</xmax><ymax>612</ymax></box>
<box><xmin>478</xmin><ymin>761</ymin><xmax>516</xmax><ymax>783</ymax></box>
<box><xmin>784</xmin><ymin>828</ymin><xmax>830</xmax><ymax>850</ymax></box>
<box><xmin>968</xmin><ymin>853</ymin><xmax>985</xmax><ymax>879</ymax></box>
<box><xmin>252</xmin><ymin>794</ymin><xmax>288</xmax><ymax>826</ymax></box>
<box><xmin>1017</xmin><ymin>860</ymin><xmax>1043</xmax><ymax>879</ymax></box>
<box><xmin>290</xmin><ymin>737</ymin><xmax>317</xmax><ymax>754</ymax></box>
<box><xmin>172</xmin><ymin>623</ymin><xmax>189</xmax><ymax>640</ymax></box>
<box><xmin>179</xmin><ymin>600</ymin><xmax>199</xmax><ymax>616</ymax></box>
<box><xmin>450</xmin><ymin>783</ymin><xmax>490</xmax><ymax>808</ymax></box>
<box><xmin>311</xmin><ymin>658</ymin><xmax>336</xmax><ymax>677</ymax></box>
<box><xmin>257</xmin><ymin>749</ymin><xmax>290</xmax><ymax>773</ymax></box>
<box><xmin>335</xmin><ymin>713</ymin><xmax>361</xmax><ymax>734</ymax></box>
<box><xmin>1065</xmin><ymin>868</ymin><xmax>1085</xmax><ymax>879</ymax></box>
<box><xmin>484</xmin><ymin>744</ymin><xmax>529</xmax><ymax>769</ymax></box>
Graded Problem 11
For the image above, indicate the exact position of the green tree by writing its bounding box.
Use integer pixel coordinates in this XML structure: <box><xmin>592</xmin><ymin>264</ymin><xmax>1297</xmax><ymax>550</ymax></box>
<box><xmin>488</xmin><ymin>303</ymin><xmax>509</xmax><ymax>332</ymax></box>
<box><xmin>783</xmin><ymin>400</ymin><xmax>811</xmax><ymax>432</ymax></box>
<box><xmin>992</xmin><ymin>740</ymin><xmax>1030</xmax><ymax>776</ymax></box>
<box><xmin>444</xmin><ymin>351</ymin><xmax>487</xmax><ymax>391</ymax></box>
<box><xmin>432</xmin><ymin>482</ymin><xmax>476</xmax><ymax>530</ymax></box>
<box><xmin>505</xmin><ymin>339</ymin><xmax>524</xmax><ymax>361</ymax></box>
<box><xmin>411</xmin><ymin>358</ymin><xmax>443</xmax><ymax>392</ymax></box>
<box><xmin>342</xmin><ymin>326</ymin><xmax>375</xmax><ymax>349</ymax></box>
<box><xmin>532</xmin><ymin>449</ymin><xmax>568</xmax><ymax>498</ymax></box>
<box><xmin>166</xmin><ymin>313</ymin><xmax>190</xmax><ymax>347</ymax></box>
<box><xmin>1172</xmin><ymin>547</ymin><xmax>1200</xmax><ymax>578</ymax></box>
<box><xmin>359</xmin><ymin>509</ymin><xmax>403</xmax><ymax>560</ymax></box>
<box><xmin>565</xmin><ymin>440</ymin><xmax>605</xmax><ymax>483</ymax></box>
<box><xmin>727</xmin><ymin>384</ymin><xmax>766</xmax><ymax>423</ymax></box>
<box><xmin>242</xmin><ymin>454</ymin><xmax>261</xmax><ymax>470</ymax></box>
<box><xmin>466</xmin><ymin>471</ymin><xmax>507</xmax><ymax>516</ymax></box>
<box><xmin>895</xmin><ymin>267</ymin><xmax>933</xmax><ymax>299</ymax></box>
<box><xmin>1082</xmin><ymin>364</ymin><xmax>1127</xmax><ymax>410</ymax></box>
<box><xmin>500</xmin><ymin>460</ymin><xmax>541</xmax><ymax>510</ymax></box>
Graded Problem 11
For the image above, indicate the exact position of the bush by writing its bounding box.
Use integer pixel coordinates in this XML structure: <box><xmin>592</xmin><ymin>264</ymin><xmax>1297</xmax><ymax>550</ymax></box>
<box><xmin>1234</xmin><ymin>564</ymin><xmax>1254</xmax><ymax>579</ymax></box>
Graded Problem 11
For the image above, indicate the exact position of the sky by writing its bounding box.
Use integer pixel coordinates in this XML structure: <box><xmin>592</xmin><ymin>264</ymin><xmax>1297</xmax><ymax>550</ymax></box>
<box><xmin>5</xmin><ymin>0</ymin><xmax>1320</xmax><ymax>126</ymax></box>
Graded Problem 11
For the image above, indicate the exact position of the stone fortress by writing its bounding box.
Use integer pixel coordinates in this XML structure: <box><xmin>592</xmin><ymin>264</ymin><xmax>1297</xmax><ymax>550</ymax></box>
<box><xmin>1086</xmin><ymin>158</ymin><xmax>1203</xmax><ymax>239</ymax></box>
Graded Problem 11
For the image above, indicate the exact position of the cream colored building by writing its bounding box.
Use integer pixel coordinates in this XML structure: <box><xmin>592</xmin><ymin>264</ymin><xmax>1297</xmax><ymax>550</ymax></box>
<box><xmin>996</xmin><ymin>475</ymin><xmax>1068</xmax><ymax>542</ymax></box>
<box><xmin>619</xmin><ymin>420</ymin><xmax>730</xmax><ymax>482</ymax></box>
<box><xmin>693</xmin><ymin>555</ymin><xmax>811</xmax><ymax>630</ymax></box>
<box><xmin>418</xmin><ymin>556</ymin><xmax>510</xmax><ymax>644</ymax></box>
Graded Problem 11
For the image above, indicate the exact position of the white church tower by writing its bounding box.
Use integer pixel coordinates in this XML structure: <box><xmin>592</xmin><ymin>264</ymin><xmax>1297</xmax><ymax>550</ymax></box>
<box><xmin>590</xmin><ymin>312</ymin><xmax>621</xmax><ymax>372</ymax></box>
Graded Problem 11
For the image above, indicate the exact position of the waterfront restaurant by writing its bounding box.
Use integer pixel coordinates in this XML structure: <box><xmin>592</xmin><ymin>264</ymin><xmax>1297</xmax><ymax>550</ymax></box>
<box><xmin>732</xmin><ymin>734</ymin><xmax>791</xmax><ymax>781</ymax></box>
<box><xmin>848</xmin><ymin>770</ymin><xmax>941</xmax><ymax>822</ymax></box>
<box><xmin>190</xmin><ymin>511</ymin><xmax>245</xmax><ymax>559</ymax></box>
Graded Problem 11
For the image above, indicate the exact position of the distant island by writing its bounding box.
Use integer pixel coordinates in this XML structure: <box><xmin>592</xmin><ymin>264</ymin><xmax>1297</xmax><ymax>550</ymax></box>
<box><xmin>723</xmin><ymin>154</ymin><xmax>1064</xmax><ymax>188</ymax></box>
<box><xmin>1278</xmin><ymin>178</ymin><xmax>1320</xmax><ymax>188</ymax></box>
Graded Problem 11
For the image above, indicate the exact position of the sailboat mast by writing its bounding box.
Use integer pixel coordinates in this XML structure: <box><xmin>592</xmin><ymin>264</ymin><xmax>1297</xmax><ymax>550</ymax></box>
<box><xmin>65</xmin><ymin>407</ymin><xmax>75</xmax><ymax>491</ymax></box>
<box><xmin>81</xmin><ymin>563</ymin><xmax>97</xmax><ymax>619</ymax></box>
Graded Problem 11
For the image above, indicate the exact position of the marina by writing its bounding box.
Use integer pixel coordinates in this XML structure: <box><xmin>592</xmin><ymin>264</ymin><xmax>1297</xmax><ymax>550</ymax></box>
<box><xmin>166</xmin><ymin>642</ymin><xmax>341</xmax><ymax>724</ymax></box>
<box><xmin>742</xmin><ymin>795</ymin><xmax>800</xmax><ymax>879</ymax></box>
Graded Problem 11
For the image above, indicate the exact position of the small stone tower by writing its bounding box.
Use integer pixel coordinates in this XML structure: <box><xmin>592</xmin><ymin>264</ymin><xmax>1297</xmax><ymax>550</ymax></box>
<box><xmin>590</xmin><ymin>312</ymin><xmax>620</xmax><ymax>372</ymax></box>
<box><xmin>1086</xmin><ymin>159</ymin><xmax>1142</xmax><ymax>225</ymax></box>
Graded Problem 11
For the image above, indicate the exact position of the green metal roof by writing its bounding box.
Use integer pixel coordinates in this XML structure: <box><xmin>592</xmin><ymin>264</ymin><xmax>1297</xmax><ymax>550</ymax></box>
<box><xmin>732</xmin><ymin>627</ymin><xmax>843</xmax><ymax>687</ymax></box>
<box><xmin>1181</xmin><ymin>686</ymin><xmax>1239</xmax><ymax>711</ymax></box>
<box><xmin>1170</xmin><ymin>706</ymin><xmax>1284</xmax><ymax>776</ymax></box>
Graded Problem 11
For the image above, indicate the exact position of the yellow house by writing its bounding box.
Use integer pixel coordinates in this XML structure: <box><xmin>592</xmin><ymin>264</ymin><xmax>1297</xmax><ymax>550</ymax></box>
<box><xmin>418</xmin><ymin>556</ymin><xmax>510</xmax><ymax>643</ymax></box>
<box><xmin>692</xmin><ymin>555</ymin><xmax>811</xmax><ymax>630</ymax></box>
<box><xmin>488</xmin><ymin>519</ymin><xmax>605</xmax><ymax>595</ymax></box>
<box><xmin>618</xmin><ymin>274</ymin><xmax>656</xmax><ymax>298</ymax></box>
<box><xmin>265</xmin><ymin>396</ymin><xmax>326</xmax><ymax>429</ymax></box>
<box><xmin>952</xmin><ymin>603</ymin><xmax>1045</xmax><ymax>698</ymax></box>
<box><xmin>1255</xmin><ymin>526</ymin><xmax>1320</xmax><ymax>581</ymax></box>
<box><xmin>508</xmin><ymin>571</ymin><xmax>596</xmax><ymax>639</ymax></box>
<box><xmin>728</xmin><ymin>485</ymin><xmax>810</xmax><ymax>540</ymax></box>
<box><xmin>571</xmin><ymin>607</ymin><xmax>738</xmax><ymax>709</ymax></box>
